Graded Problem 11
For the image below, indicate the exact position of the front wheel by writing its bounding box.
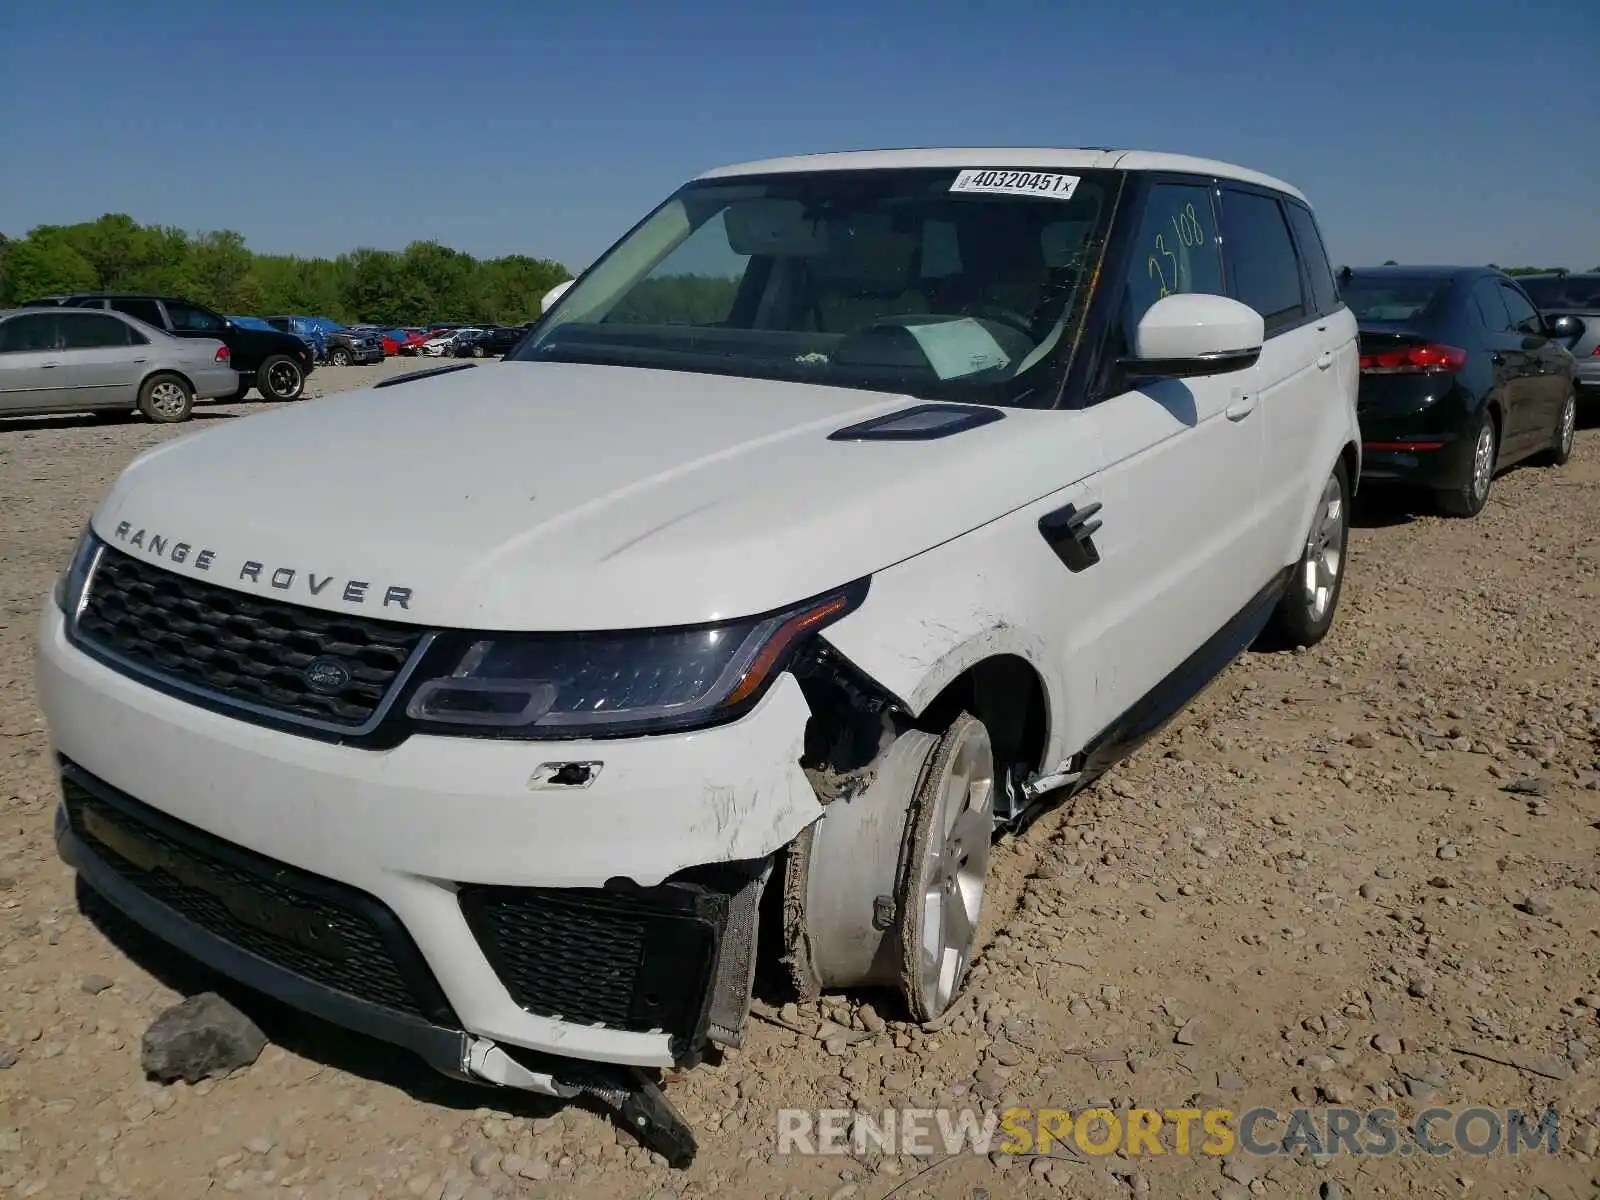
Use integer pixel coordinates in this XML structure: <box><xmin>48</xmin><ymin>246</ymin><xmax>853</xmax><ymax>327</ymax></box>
<box><xmin>1267</xmin><ymin>460</ymin><xmax>1349</xmax><ymax>647</ymax></box>
<box><xmin>1436</xmin><ymin>409</ymin><xmax>1496</xmax><ymax>518</ymax></box>
<box><xmin>328</xmin><ymin>346</ymin><xmax>351</xmax><ymax>367</ymax></box>
<box><xmin>1539</xmin><ymin>389</ymin><xmax>1577</xmax><ymax>466</ymax></box>
<box><xmin>256</xmin><ymin>355</ymin><xmax>305</xmax><ymax>402</ymax></box>
<box><xmin>137</xmin><ymin>374</ymin><xmax>194</xmax><ymax>424</ymax></box>
<box><xmin>796</xmin><ymin>712</ymin><xmax>995</xmax><ymax>1024</ymax></box>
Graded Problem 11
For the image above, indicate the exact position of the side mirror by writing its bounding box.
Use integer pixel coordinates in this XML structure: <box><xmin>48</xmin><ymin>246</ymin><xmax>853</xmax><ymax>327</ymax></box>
<box><xmin>1546</xmin><ymin>314</ymin><xmax>1585</xmax><ymax>341</ymax></box>
<box><xmin>1119</xmin><ymin>293</ymin><xmax>1265</xmax><ymax>379</ymax></box>
<box><xmin>540</xmin><ymin>280</ymin><xmax>574</xmax><ymax>314</ymax></box>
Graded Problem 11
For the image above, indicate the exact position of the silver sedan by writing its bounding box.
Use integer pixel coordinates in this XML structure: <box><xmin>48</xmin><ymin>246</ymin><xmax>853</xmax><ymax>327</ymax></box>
<box><xmin>0</xmin><ymin>306</ymin><xmax>239</xmax><ymax>423</ymax></box>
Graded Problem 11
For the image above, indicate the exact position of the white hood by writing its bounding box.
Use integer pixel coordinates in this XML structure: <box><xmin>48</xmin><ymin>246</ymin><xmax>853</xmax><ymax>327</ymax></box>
<box><xmin>93</xmin><ymin>362</ymin><xmax>1094</xmax><ymax>630</ymax></box>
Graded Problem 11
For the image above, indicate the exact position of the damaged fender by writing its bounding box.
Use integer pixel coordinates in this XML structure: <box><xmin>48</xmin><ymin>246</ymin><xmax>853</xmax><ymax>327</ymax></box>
<box><xmin>819</xmin><ymin>503</ymin><xmax>1091</xmax><ymax>771</ymax></box>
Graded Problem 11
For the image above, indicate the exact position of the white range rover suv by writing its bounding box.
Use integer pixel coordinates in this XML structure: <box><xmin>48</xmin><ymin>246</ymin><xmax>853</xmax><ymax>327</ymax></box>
<box><xmin>37</xmin><ymin>148</ymin><xmax>1358</xmax><ymax>1159</ymax></box>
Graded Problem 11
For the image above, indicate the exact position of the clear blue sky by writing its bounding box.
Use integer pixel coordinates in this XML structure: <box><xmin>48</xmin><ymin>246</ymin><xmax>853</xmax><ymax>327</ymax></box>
<box><xmin>2</xmin><ymin>0</ymin><xmax>1595</xmax><ymax>273</ymax></box>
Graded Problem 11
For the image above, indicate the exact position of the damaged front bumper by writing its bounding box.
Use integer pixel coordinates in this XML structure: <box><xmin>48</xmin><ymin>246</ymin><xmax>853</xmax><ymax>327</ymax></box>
<box><xmin>37</xmin><ymin>604</ymin><xmax>822</xmax><ymax>1097</ymax></box>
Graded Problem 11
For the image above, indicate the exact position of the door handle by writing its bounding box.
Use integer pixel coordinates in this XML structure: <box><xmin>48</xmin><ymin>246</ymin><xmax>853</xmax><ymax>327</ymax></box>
<box><xmin>1491</xmin><ymin>353</ymin><xmax>1506</xmax><ymax>365</ymax></box>
<box><xmin>1316</xmin><ymin>351</ymin><xmax>1333</xmax><ymax>371</ymax></box>
<box><xmin>1225</xmin><ymin>393</ymin><xmax>1257</xmax><ymax>421</ymax></box>
<box><xmin>40</xmin><ymin>362</ymin><xmax>60</xmax><ymax>369</ymax></box>
<box><xmin>132</xmin><ymin>358</ymin><xmax>147</xmax><ymax>364</ymax></box>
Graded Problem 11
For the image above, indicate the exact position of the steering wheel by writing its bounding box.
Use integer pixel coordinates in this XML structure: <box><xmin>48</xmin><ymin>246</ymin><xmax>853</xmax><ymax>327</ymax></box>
<box><xmin>965</xmin><ymin>305</ymin><xmax>1037</xmax><ymax>340</ymax></box>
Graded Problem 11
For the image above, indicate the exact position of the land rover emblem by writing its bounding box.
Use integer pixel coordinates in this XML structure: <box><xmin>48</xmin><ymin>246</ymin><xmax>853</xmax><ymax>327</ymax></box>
<box><xmin>303</xmin><ymin>657</ymin><xmax>351</xmax><ymax>694</ymax></box>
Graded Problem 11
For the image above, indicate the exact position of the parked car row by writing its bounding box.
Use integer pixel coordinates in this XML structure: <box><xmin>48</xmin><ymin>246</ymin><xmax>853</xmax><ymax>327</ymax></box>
<box><xmin>7</xmin><ymin>292</ymin><xmax>316</xmax><ymax>418</ymax></box>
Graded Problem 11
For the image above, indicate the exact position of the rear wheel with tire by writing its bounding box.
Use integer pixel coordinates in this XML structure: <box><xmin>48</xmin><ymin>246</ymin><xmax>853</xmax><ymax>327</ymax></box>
<box><xmin>1436</xmin><ymin>408</ymin><xmax>1496</xmax><ymax>518</ymax></box>
<box><xmin>137</xmin><ymin>374</ymin><xmax>194</xmax><ymax>424</ymax></box>
<box><xmin>1538</xmin><ymin>388</ymin><xmax>1576</xmax><ymax>466</ymax></box>
<box><xmin>471</xmin><ymin>343</ymin><xmax>487</xmax><ymax>358</ymax></box>
<box><xmin>257</xmin><ymin>355</ymin><xmax>305</xmax><ymax>402</ymax></box>
<box><xmin>328</xmin><ymin>346</ymin><xmax>351</xmax><ymax>367</ymax></box>
<box><xmin>1266</xmin><ymin>460</ymin><xmax>1349</xmax><ymax>648</ymax></box>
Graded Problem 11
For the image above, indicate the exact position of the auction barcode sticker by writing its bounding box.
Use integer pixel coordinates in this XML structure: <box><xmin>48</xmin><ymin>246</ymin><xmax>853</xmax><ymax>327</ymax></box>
<box><xmin>948</xmin><ymin>169</ymin><xmax>1081</xmax><ymax>200</ymax></box>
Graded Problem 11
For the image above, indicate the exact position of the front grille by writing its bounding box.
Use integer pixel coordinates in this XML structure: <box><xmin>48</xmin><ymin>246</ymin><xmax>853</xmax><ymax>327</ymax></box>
<box><xmin>459</xmin><ymin>882</ymin><xmax>727</xmax><ymax>1044</ymax></box>
<box><xmin>62</xmin><ymin>767</ymin><xmax>454</xmax><ymax>1025</ymax></box>
<box><xmin>76</xmin><ymin>546</ymin><xmax>426</xmax><ymax>727</ymax></box>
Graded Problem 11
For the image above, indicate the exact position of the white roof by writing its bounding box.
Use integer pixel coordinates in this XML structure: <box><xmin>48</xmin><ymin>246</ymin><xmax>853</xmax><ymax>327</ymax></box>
<box><xmin>697</xmin><ymin>147</ymin><xmax>1307</xmax><ymax>204</ymax></box>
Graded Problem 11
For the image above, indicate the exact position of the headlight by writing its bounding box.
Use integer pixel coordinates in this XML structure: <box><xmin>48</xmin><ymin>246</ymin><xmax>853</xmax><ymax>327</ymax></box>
<box><xmin>405</xmin><ymin>579</ymin><xmax>867</xmax><ymax>738</ymax></box>
<box><xmin>52</xmin><ymin>529</ymin><xmax>102</xmax><ymax>616</ymax></box>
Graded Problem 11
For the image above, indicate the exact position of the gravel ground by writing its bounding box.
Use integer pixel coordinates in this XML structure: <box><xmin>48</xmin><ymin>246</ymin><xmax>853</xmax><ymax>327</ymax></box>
<box><xmin>1</xmin><ymin>360</ymin><xmax>1598</xmax><ymax>1199</ymax></box>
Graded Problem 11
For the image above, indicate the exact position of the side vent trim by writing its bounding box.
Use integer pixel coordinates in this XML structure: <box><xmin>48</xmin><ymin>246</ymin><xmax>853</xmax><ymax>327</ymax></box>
<box><xmin>828</xmin><ymin>403</ymin><xmax>1005</xmax><ymax>442</ymax></box>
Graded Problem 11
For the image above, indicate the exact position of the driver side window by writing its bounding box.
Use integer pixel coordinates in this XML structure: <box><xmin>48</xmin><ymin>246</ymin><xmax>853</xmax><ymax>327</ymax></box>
<box><xmin>1115</xmin><ymin>183</ymin><xmax>1224</xmax><ymax>359</ymax></box>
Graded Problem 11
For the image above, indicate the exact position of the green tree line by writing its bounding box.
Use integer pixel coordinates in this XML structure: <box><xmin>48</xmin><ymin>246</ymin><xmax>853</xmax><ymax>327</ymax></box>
<box><xmin>0</xmin><ymin>215</ymin><xmax>571</xmax><ymax>326</ymax></box>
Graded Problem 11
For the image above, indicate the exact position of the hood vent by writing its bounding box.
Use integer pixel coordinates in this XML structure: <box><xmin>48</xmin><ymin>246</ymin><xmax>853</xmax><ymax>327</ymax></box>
<box><xmin>828</xmin><ymin>403</ymin><xmax>1005</xmax><ymax>442</ymax></box>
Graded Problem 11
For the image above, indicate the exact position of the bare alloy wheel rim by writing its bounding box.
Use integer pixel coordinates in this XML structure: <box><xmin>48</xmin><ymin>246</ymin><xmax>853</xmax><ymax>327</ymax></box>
<box><xmin>147</xmin><ymin>381</ymin><xmax>187</xmax><ymax>418</ymax></box>
<box><xmin>1301</xmin><ymin>473</ymin><xmax>1345</xmax><ymax>621</ymax></box>
<box><xmin>267</xmin><ymin>360</ymin><xmax>302</xmax><ymax>397</ymax></box>
<box><xmin>916</xmin><ymin>720</ymin><xmax>995</xmax><ymax>1016</ymax></box>
<box><xmin>1471</xmin><ymin>421</ymin><xmax>1495</xmax><ymax>502</ymax></box>
<box><xmin>1559</xmin><ymin>394</ymin><xmax>1576</xmax><ymax>456</ymax></box>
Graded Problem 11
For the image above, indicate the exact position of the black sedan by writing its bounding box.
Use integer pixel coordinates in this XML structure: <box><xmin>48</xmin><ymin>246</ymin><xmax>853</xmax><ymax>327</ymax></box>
<box><xmin>455</xmin><ymin>324</ymin><xmax>533</xmax><ymax>358</ymax></box>
<box><xmin>1341</xmin><ymin>266</ymin><xmax>1580</xmax><ymax>517</ymax></box>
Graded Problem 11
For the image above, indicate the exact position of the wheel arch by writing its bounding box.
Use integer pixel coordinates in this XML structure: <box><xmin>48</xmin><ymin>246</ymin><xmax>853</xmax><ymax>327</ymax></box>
<box><xmin>911</xmin><ymin>652</ymin><xmax>1051</xmax><ymax>780</ymax></box>
<box><xmin>138</xmin><ymin>367</ymin><xmax>195</xmax><ymax>395</ymax></box>
<box><xmin>817</xmin><ymin>616</ymin><xmax>1064</xmax><ymax>778</ymax></box>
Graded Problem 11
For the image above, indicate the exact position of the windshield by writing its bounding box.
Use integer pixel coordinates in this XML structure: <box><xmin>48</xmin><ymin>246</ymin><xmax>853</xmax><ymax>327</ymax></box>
<box><xmin>1516</xmin><ymin>275</ymin><xmax>1600</xmax><ymax>310</ymax></box>
<box><xmin>1341</xmin><ymin>276</ymin><xmax>1449</xmax><ymax>323</ymax></box>
<box><xmin>513</xmin><ymin>167</ymin><xmax>1121</xmax><ymax>407</ymax></box>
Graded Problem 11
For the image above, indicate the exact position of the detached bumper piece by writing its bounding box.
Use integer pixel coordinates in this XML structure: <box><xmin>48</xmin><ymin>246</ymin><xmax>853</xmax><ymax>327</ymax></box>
<box><xmin>459</xmin><ymin>857</ymin><xmax>770</xmax><ymax>1063</ymax></box>
<box><xmin>51</xmin><ymin>761</ymin><xmax>768</xmax><ymax>1168</ymax></box>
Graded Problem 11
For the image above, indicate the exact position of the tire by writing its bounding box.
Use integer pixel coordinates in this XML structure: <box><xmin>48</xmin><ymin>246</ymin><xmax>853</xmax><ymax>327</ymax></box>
<box><xmin>471</xmin><ymin>344</ymin><xmax>487</xmax><ymax>358</ymax></box>
<box><xmin>256</xmin><ymin>354</ymin><xmax>305</xmax><ymax>402</ymax></box>
<box><xmin>1537</xmin><ymin>388</ymin><xmax>1577</xmax><ymax>467</ymax></box>
<box><xmin>328</xmin><ymin>346</ymin><xmax>351</xmax><ymax>367</ymax></box>
<box><xmin>1436</xmin><ymin>408</ymin><xmax>1497</xmax><ymax>518</ymax></box>
<box><xmin>896</xmin><ymin>713</ymin><xmax>995</xmax><ymax>1023</ymax></box>
<box><xmin>1266</xmin><ymin>459</ymin><xmax>1350</xmax><ymax>648</ymax></box>
<box><xmin>137</xmin><ymin>374</ymin><xmax>194</xmax><ymax>424</ymax></box>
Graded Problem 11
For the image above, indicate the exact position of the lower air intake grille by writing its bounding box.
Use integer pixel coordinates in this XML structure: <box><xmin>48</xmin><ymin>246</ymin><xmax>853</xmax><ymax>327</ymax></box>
<box><xmin>61</xmin><ymin>765</ymin><xmax>454</xmax><ymax>1025</ymax></box>
<box><xmin>459</xmin><ymin>880</ymin><xmax>731</xmax><ymax>1045</ymax></box>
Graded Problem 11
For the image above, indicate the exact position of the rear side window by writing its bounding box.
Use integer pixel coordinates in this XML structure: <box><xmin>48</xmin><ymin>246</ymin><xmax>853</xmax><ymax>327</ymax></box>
<box><xmin>1498</xmin><ymin>283</ymin><xmax>1542</xmax><ymax>335</ymax></box>
<box><xmin>1471</xmin><ymin>279</ymin><xmax>1512</xmax><ymax>332</ymax></box>
<box><xmin>0</xmin><ymin>313</ymin><xmax>60</xmax><ymax>352</ymax></box>
<box><xmin>59</xmin><ymin>311</ymin><xmax>138</xmax><ymax>349</ymax></box>
<box><xmin>164</xmin><ymin>301</ymin><xmax>225</xmax><ymax>332</ymax></box>
<box><xmin>110</xmin><ymin>298</ymin><xmax>166</xmax><ymax>328</ymax></box>
<box><xmin>1284</xmin><ymin>204</ymin><xmax>1341</xmax><ymax>316</ymax></box>
<box><xmin>1219</xmin><ymin>190</ymin><xmax>1307</xmax><ymax>335</ymax></box>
